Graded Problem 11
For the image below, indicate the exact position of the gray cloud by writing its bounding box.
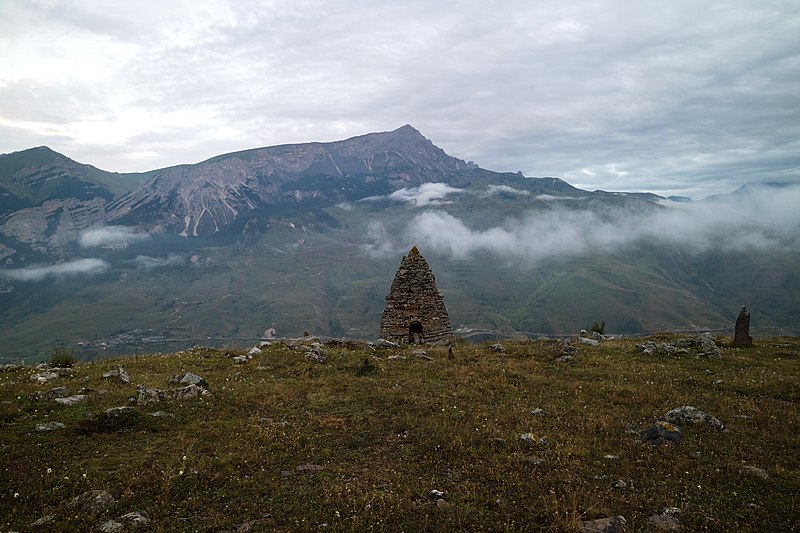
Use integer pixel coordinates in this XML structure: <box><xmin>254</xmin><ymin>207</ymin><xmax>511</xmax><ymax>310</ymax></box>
<box><xmin>405</xmin><ymin>184</ymin><xmax>800</xmax><ymax>263</ymax></box>
<box><xmin>0</xmin><ymin>258</ymin><xmax>110</xmax><ymax>281</ymax></box>
<box><xmin>79</xmin><ymin>226</ymin><xmax>147</xmax><ymax>247</ymax></box>
<box><xmin>132</xmin><ymin>253</ymin><xmax>186</xmax><ymax>270</ymax></box>
<box><xmin>1</xmin><ymin>1</ymin><xmax>798</xmax><ymax>197</ymax></box>
<box><xmin>361</xmin><ymin>183</ymin><xmax>465</xmax><ymax>207</ymax></box>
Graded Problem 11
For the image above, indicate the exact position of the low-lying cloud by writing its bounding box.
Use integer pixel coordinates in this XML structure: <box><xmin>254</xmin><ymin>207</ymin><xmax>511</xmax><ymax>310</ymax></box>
<box><xmin>0</xmin><ymin>258</ymin><xmax>110</xmax><ymax>281</ymax></box>
<box><xmin>405</xmin><ymin>184</ymin><xmax>800</xmax><ymax>263</ymax></box>
<box><xmin>79</xmin><ymin>226</ymin><xmax>148</xmax><ymax>248</ymax></box>
<box><xmin>133</xmin><ymin>254</ymin><xmax>185</xmax><ymax>270</ymax></box>
<box><xmin>483</xmin><ymin>185</ymin><xmax>529</xmax><ymax>197</ymax></box>
<box><xmin>362</xmin><ymin>183</ymin><xmax>465</xmax><ymax>207</ymax></box>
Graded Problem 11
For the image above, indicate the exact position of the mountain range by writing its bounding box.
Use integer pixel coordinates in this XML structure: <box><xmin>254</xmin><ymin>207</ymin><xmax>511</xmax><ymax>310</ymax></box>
<box><xmin>1</xmin><ymin>126</ymin><xmax>798</xmax><ymax>361</ymax></box>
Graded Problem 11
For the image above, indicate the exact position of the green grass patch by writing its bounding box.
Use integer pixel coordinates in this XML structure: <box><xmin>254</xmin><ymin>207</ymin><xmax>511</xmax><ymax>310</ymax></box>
<box><xmin>1</xmin><ymin>337</ymin><xmax>798</xmax><ymax>531</ymax></box>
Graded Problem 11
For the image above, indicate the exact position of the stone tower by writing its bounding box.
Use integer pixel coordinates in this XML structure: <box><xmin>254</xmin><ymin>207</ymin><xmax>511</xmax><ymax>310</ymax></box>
<box><xmin>380</xmin><ymin>246</ymin><xmax>454</xmax><ymax>345</ymax></box>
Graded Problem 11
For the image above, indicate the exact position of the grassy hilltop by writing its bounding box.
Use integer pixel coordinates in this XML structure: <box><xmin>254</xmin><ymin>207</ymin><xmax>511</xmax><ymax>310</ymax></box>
<box><xmin>1</xmin><ymin>336</ymin><xmax>799</xmax><ymax>531</ymax></box>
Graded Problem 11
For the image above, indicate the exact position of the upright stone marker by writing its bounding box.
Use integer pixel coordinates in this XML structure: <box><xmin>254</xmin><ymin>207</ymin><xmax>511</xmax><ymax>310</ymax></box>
<box><xmin>733</xmin><ymin>305</ymin><xmax>753</xmax><ymax>347</ymax></box>
<box><xmin>380</xmin><ymin>246</ymin><xmax>454</xmax><ymax>345</ymax></box>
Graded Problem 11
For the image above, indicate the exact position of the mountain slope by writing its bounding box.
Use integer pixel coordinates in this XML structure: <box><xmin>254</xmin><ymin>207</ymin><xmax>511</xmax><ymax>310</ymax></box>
<box><xmin>0</xmin><ymin>127</ymin><xmax>798</xmax><ymax>361</ymax></box>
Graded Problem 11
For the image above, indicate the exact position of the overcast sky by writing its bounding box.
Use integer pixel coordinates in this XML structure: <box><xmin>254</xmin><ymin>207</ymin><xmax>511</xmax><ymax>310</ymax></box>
<box><xmin>1</xmin><ymin>0</ymin><xmax>798</xmax><ymax>198</ymax></box>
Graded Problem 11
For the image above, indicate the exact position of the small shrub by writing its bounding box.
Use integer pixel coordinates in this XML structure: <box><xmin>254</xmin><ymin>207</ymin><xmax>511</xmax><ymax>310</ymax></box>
<box><xmin>586</xmin><ymin>320</ymin><xmax>606</xmax><ymax>335</ymax></box>
<box><xmin>50</xmin><ymin>347</ymin><xmax>78</xmax><ymax>368</ymax></box>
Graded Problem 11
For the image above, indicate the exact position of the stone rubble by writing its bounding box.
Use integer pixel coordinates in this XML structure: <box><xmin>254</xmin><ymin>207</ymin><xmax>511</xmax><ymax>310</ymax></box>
<box><xmin>578</xmin><ymin>515</ymin><xmax>628</xmax><ymax>532</ymax></box>
<box><xmin>103</xmin><ymin>367</ymin><xmax>131</xmax><ymax>385</ymax></box>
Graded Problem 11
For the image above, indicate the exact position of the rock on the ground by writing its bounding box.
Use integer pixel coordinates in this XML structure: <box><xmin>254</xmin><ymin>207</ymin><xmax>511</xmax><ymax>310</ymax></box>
<box><xmin>578</xmin><ymin>337</ymin><xmax>600</xmax><ymax>346</ymax></box>
<box><xmin>663</xmin><ymin>406</ymin><xmax>725</xmax><ymax>431</ymax></box>
<box><xmin>55</xmin><ymin>394</ymin><xmax>86</xmax><ymax>406</ymax></box>
<box><xmin>248</xmin><ymin>347</ymin><xmax>262</xmax><ymax>356</ymax></box>
<box><xmin>30</xmin><ymin>386</ymin><xmax>70</xmax><ymax>401</ymax></box>
<box><xmin>579</xmin><ymin>516</ymin><xmax>628</xmax><ymax>532</ymax></box>
<box><xmin>102</xmin><ymin>367</ymin><xmax>131</xmax><ymax>385</ymax></box>
<box><xmin>171</xmin><ymin>372</ymin><xmax>207</xmax><ymax>388</ymax></box>
<box><xmin>640</xmin><ymin>421</ymin><xmax>681</xmax><ymax>447</ymax></box>
<box><xmin>136</xmin><ymin>384</ymin><xmax>210</xmax><ymax>406</ymax></box>
<box><xmin>118</xmin><ymin>510</ymin><xmax>150</xmax><ymax>528</ymax></box>
<box><xmin>740</xmin><ymin>465</ymin><xmax>769</xmax><ymax>479</ymax></box>
<box><xmin>99</xmin><ymin>520</ymin><xmax>124</xmax><ymax>532</ymax></box>
<box><xmin>35</xmin><ymin>421</ymin><xmax>66</xmax><ymax>431</ymax></box>
<box><xmin>375</xmin><ymin>338</ymin><xmax>400</xmax><ymax>348</ymax></box>
<box><xmin>30</xmin><ymin>514</ymin><xmax>57</xmax><ymax>527</ymax></box>
<box><xmin>69</xmin><ymin>489</ymin><xmax>115</xmax><ymax>515</ymax></box>
<box><xmin>648</xmin><ymin>512</ymin><xmax>683</xmax><ymax>531</ymax></box>
<box><xmin>30</xmin><ymin>371</ymin><xmax>61</xmax><ymax>383</ymax></box>
<box><xmin>489</xmin><ymin>343</ymin><xmax>506</xmax><ymax>353</ymax></box>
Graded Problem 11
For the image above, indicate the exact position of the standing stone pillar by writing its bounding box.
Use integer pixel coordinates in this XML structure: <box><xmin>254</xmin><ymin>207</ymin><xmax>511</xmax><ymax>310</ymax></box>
<box><xmin>732</xmin><ymin>306</ymin><xmax>753</xmax><ymax>347</ymax></box>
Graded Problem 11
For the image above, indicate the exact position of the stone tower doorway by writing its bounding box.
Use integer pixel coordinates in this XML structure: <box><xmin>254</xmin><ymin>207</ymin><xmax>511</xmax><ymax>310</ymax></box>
<box><xmin>409</xmin><ymin>321</ymin><xmax>424</xmax><ymax>344</ymax></box>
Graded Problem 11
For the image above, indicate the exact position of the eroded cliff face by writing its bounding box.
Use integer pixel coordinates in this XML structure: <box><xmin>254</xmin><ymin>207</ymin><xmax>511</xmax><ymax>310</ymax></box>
<box><xmin>106</xmin><ymin>125</ymin><xmax>469</xmax><ymax>237</ymax></box>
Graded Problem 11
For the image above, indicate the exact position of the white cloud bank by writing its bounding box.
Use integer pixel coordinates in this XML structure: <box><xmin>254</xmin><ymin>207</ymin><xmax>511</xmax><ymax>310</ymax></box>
<box><xmin>0</xmin><ymin>258</ymin><xmax>110</xmax><ymax>281</ymax></box>
<box><xmin>79</xmin><ymin>226</ymin><xmax>148</xmax><ymax>247</ymax></box>
<box><xmin>405</xmin><ymin>184</ymin><xmax>800</xmax><ymax>263</ymax></box>
<box><xmin>133</xmin><ymin>254</ymin><xmax>185</xmax><ymax>270</ymax></box>
<box><xmin>363</xmin><ymin>183</ymin><xmax>465</xmax><ymax>207</ymax></box>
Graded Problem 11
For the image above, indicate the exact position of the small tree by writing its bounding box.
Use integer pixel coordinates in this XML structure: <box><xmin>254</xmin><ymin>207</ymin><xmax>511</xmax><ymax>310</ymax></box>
<box><xmin>586</xmin><ymin>320</ymin><xmax>606</xmax><ymax>335</ymax></box>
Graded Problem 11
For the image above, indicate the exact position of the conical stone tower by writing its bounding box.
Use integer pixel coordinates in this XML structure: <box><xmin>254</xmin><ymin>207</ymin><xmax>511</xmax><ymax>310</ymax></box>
<box><xmin>380</xmin><ymin>246</ymin><xmax>454</xmax><ymax>345</ymax></box>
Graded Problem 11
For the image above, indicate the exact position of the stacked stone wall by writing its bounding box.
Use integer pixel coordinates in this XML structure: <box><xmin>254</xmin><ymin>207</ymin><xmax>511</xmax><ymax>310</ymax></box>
<box><xmin>380</xmin><ymin>248</ymin><xmax>454</xmax><ymax>345</ymax></box>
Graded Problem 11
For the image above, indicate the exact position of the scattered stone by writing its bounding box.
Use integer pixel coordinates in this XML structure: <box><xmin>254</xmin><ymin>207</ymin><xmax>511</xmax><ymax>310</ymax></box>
<box><xmin>149</xmin><ymin>411</ymin><xmax>174</xmax><ymax>418</ymax></box>
<box><xmin>413</xmin><ymin>351</ymin><xmax>434</xmax><ymax>361</ymax></box>
<box><xmin>611</xmin><ymin>479</ymin><xmax>627</xmax><ymax>490</ymax></box>
<box><xmin>259</xmin><ymin>340</ymin><xmax>272</xmax><ymax>348</ymax></box>
<box><xmin>77</xmin><ymin>387</ymin><xmax>94</xmax><ymax>394</ymax></box>
<box><xmin>171</xmin><ymin>372</ymin><xmax>207</xmax><ymax>388</ymax></box>
<box><xmin>98</xmin><ymin>520</ymin><xmax>124</xmax><ymax>532</ymax></box>
<box><xmin>104</xmin><ymin>406</ymin><xmax>137</xmax><ymax>419</ymax></box>
<box><xmin>375</xmin><ymin>338</ymin><xmax>400</xmax><ymax>348</ymax></box>
<box><xmin>663</xmin><ymin>406</ymin><xmax>725</xmax><ymax>431</ymax></box>
<box><xmin>69</xmin><ymin>489</ymin><xmax>115</xmax><ymax>515</ymax></box>
<box><xmin>55</xmin><ymin>394</ymin><xmax>86</xmax><ymax>406</ymax></box>
<box><xmin>30</xmin><ymin>371</ymin><xmax>61</xmax><ymax>383</ymax></box>
<box><xmin>603</xmin><ymin>454</ymin><xmax>619</xmax><ymax>460</ymax></box>
<box><xmin>732</xmin><ymin>306</ymin><xmax>753</xmax><ymax>347</ymax></box>
<box><xmin>248</xmin><ymin>346</ymin><xmax>262</xmax><ymax>356</ymax></box>
<box><xmin>489</xmin><ymin>343</ymin><xmax>506</xmax><ymax>353</ymax></box>
<box><xmin>740</xmin><ymin>465</ymin><xmax>768</xmax><ymax>479</ymax></box>
<box><xmin>640</xmin><ymin>421</ymin><xmax>681</xmax><ymax>447</ymax></box>
<box><xmin>102</xmin><ymin>367</ymin><xmax>131</xmax><ymax>385</ymax></box>
<box><xmin>118</xmin><ymin>510</ymin><xmax>150</xmax><ymax>528</ymax></box>
<box><xmin>232</xmin><ymin>356</ymin><xmax>248</xmax><ymax>364</ymax></box>
<box><xmin>36</xmin><ymin>421</ymin><xmax>66</xmax><ymax>431</ymax></box>
<box><xmin>136</xmin><ymin>384</ymin><xmax>210</xmax><ymax>406</ymax></box>
<box><xmin>648</xmin><ymin>512</ymin><xmax>683</xmax><ymax>531</ymax></box>
<box><xmin>638</xmin><ymin>334</ymin><xmax>720</xmax><ymax>358</ymax></box>
<box><xmin>295</xmin><ymin>463</ymin><xmax>325</xmax><ymax>472</ymax></box>
<box><xmin>557</xmin><ymin>338</ymin><xmax>578</xmax><ymax>357</ymax></box>
<box><xmin>380</xmin><ymin>247</ymin><xmax>455</xmax><ymax>345</ymax></box>
<box><xmin>387</xmin><ymin>355</ymin><xmax>407</xmax><ymax>360</ymax></box>
<box><xmin>578</xmin><ymin>337</ymin><xmax>600</xmax><ymax>347</ymax></box>
<box><xmin>578</xmin><ymin>515</ymin><xmax>628</xmax><ymax>532</ymax></box>
<box><xmin>436</xmin><ymin>498</ymin><xmax>449</xmax><ymax>509</ymax></box>
<box><xmin>695</xmin><ymin>332</ymin><xmax>721</xmax><ymax>358</ymax></box>
<box><xmin>530</xmin><ymin>408</ymin><xmax>546</xmax><ymax>416</ymax></box>
<box><xmin>30</xmin><ymin>386</ymin><xmax>69</xmax><ymax>401</ymax></box>
<box><xmin>428</xmin><ymin>489</ymin><xmax>445</xmax><ymax>499</ymax></box>
<box><xmin>555</xmin><ymin>355</ymin><xmax>574</xmax><ymax>363</ymax></box>
<box><xmin>31</xmin><ymin>514</ymin><xmax>58</xmax><ymax>528</ymax></box>
<box><xmin>520</xmin><ymin>433</ymin><xmax>548</xmax><ymax>446</ymax></box>
<box><xmin>233</xmin><ymin>513</ymin><xmax>273</xmax><ymax>532</ymax></box>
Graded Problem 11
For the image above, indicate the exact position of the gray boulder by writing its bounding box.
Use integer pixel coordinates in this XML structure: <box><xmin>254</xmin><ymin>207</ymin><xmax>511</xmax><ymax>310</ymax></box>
<box><xmin>69</xmin><ymin>489</ymin><xmax>115</xmax><ymax>515</ymax></box>
<box><xmin>55</xmin><ymin>395</ymin><xmax>86</xmax><ymax>406</ymax></box>
<box><xmin>35</xmin><ymin>422</ymin><xmax>66</xmax><ymax>432</ymax></box>
<box><xmin>641</xmin><ymin>421</ymin><xmax>681</xmax><ymax>447</ymax></box>
<box><xmin>663</xmin><ymin>406</ymin><xmax>725</xmax><ymax>431</ymax></box>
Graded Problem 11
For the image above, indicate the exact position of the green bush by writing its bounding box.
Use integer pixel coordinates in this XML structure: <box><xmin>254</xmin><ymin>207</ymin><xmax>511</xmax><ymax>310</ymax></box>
<box><xmin>49</xmin><ymin>347</ymin><xmax>78</xmax><ymax>368</ymax></box>
<box><xmin>587</xmin><ymin>320</ymin><xmax>606</xmax><ymax>335</ymax></box>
